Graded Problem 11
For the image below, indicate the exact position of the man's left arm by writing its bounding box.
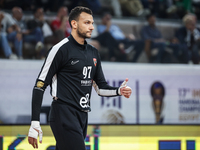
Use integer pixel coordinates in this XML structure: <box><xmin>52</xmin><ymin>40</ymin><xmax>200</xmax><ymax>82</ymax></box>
<box><xmin>93</xmin><ymin>53</ymin><xmax>132</xmax><ymax>98</ymax></box>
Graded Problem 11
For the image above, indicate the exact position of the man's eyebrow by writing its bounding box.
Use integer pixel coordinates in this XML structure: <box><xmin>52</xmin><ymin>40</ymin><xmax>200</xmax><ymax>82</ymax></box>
<box><xmin>84</xmin><ymin>19</ymin><xmax>94</xmax><ymax>22</ymax></box>
<box><xmin>84</xmin><ymin>20</ymin><xmax>94</xmax><ymax>24</ymax></box>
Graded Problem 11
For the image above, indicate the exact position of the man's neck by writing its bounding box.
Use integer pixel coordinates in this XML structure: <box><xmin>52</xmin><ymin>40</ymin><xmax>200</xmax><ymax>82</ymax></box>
<box><xmin>149</xmin><ymin>24</ymin><xmax>155</xmax><ymax>28</ymax></box>
<box><xmin>71</xmin><ymin>31</ymin><xmax>85</xmax><ymax>45</ymax></box>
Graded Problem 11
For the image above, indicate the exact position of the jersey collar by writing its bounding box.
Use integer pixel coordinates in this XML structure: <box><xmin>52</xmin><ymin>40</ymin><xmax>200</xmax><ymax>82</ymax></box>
<box><xmin>68</xmin><ymin>34</ymin><xmax>87</xmax><ymax>50</ymax></box>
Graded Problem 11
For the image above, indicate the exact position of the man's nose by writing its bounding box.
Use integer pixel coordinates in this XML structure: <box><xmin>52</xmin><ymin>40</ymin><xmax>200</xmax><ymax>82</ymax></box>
<box><xmin>90</xmin><ymin>24</ymin><xmax>94</xmax><ymax>30</ymax></box>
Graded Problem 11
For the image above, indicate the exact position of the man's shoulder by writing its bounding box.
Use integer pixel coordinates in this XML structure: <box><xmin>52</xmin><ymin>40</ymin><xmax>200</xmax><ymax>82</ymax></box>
<box><xmin>109</xmin><ymin>24</ymin><xmax>120</xmax><ymax>29</ymax></box>
<box><xmin>197</xmin><ymin>28</ymin><xmax>200</xmax><ymax>32</ymax></box>
<box><xmin>2</xmin><ymin>12</ymin><xmax>15</xmax><ymax>23</ymax></box>
<box><xmin>3</xmin><ymin>12</ymin><xmax>12</xmax><ymax>19</ymax></box>
<box><xmin>111</xmin><ymin>24</ymin><xmax>118</xmax><ymax>27</ymax></box>
<box><xmin>177</xmin><ymin>26</ymin><xmax>187</xmax><ymax>33</ymax></box>
<box><xmin>178</xmin><ymin>26</ymin><xmax>186</xmax><ymax>30</ymax></box>
<box><xmin>141</xmin><ymin>25</ymin><xmax>149</xmax><ymax>30</ymax></box>
<box><xmin>52</xmin><ymin>38</ymin><xmax>70</xmax><ymax>51</ymax></box>
<box><xmin>46</xmin><ymin>38</ymin><xmax>71</xmax><ymax>61</ymax></box>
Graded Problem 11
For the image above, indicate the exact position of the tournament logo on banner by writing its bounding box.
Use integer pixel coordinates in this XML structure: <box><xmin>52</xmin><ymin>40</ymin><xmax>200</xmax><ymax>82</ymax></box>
<box><xmin>150</xmin><ymin>81</ymin><xmax>165</xmax><ymax>124</ymax></box>
<box><xmin>138</xmin><ymin>65</ymin><xmax>200</xmax><ymax>124</ymax></box>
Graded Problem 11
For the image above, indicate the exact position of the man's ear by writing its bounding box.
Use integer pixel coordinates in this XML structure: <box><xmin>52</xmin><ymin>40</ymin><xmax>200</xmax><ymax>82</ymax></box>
<box><xmin>71</xmin><ymin>20</ymin><xmax>77</xmax><ymax>29</ymax></box>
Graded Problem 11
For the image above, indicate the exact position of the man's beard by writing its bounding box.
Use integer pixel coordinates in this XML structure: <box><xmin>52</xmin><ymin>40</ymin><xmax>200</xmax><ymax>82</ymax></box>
<box><xmin>77</xmin><ymin>25</ymin><xmax>91</xmax><ymax>39</ymax></box>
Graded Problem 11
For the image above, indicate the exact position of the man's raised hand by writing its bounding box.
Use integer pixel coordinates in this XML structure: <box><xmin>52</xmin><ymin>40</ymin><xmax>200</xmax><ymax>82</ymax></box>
<box><xmin>119</xmin><ymin>78</ymin><xmax>132</xmax><ymax>98</ymax></box>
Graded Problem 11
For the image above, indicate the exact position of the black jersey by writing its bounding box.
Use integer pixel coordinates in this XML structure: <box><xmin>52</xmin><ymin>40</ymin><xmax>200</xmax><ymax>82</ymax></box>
<box><xmin>31</xmin><ymin>35</ymin><xmax>119</xmax><ymax>121</ymax></box>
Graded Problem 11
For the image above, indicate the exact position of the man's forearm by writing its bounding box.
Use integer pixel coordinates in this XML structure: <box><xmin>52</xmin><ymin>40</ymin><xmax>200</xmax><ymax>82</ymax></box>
<box><xmin>93</xmin><ymin>81</ymin><xmax>119</xmax><ymax>97</ymax></box>
<box><xmin>31</xmin><ymin>88</ymin><xmax>44</xmax><ymax>121</ymax></box>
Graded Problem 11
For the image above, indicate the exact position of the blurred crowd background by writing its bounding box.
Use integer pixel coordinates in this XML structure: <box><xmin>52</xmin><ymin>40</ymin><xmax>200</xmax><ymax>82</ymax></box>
<box><xmin>0</xmin><ymin>0</ymin><xmax>200</xmax><ymax>64</ymax></box>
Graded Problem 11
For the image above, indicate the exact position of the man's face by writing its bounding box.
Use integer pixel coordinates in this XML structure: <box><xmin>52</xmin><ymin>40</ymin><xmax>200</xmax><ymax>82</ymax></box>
<box><xmin>15</xmin><ymin>9</ymin><xmax>23</xmax><ymax>21</ymax></box>
<box><xmin>76</xmin><ymin>12</ymin><xmax>94</xmax><ymax>39</ymax></box>
<box><xmin>186</xmin><ymin>20</ymin><xmax>196</xmax><ymax>32</ymax></box>
<box><xmin>35</xmin><ymin>8</ymin><xmax>44</xmax><ymax>19</ymax></box>
<box><xmin>102</xmin><ymin>14</ymin><xmax>111</xmax><ymax>25</ymax></box>
<box><xmin>59</xmin><ymin>7</ymin><xmax>68</xmax><ymax>18</ymax></box>
<box><xmin>148</xmin><ymin>16</ymin><xmax>156</xmax><ymax>26</ymax></box>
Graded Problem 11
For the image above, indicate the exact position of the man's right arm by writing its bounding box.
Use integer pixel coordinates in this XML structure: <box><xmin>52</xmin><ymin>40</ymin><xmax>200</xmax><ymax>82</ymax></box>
<box><xmin>28</xmin><ymin>45</ymin><xmax>65</xmax><ymax>148</ymax></box>
<box><xmin>31</xmin><ymin>47</ymin><xmax>64</xmax><ymax>121</ymax></box>
<box><xmin>31</xmin><ymin>80</ymin><xmax>47</xmax><ymax>121</ymax></box>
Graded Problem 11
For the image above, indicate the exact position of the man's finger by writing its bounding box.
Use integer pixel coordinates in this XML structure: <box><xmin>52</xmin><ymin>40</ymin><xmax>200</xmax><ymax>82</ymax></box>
<box><xmin>28</xmin><ymin>137</ymin><xmax>35</xmax><ymax>148</ymax></box>
<box><xmin>121</xmin><ymin>78</ymin><xmax>129</xmax><ymax>86</ymax></box>
<box><xmin>123</xmin><ymin>92</ymin><xmax>131</xmax><ymax>97</ymax></box>
<box><xmin>39</xmin><ymin>131</ymin><xmax>43</xmax><ymax>143</ymax></box>
<box><xmin>28</xmin><ymin>137</ymin><xmax>33</xmax><ymax>145</ymax></box>
<box><xmin>123</xmin><ymin>92</ymin><xmax>131</xmax><ymax>96</ymax></box>
<box><xmin>121</xmin><ymin>88</ymin><xmax>132</xmax><ymax>98</ymax></box>
<box><xmin>124</xmin><ymin>95</ymin><xmax>130</xmax><ymax>98</ymax></box>
<box><xmin>122</xmin><ymin>91</ymin><xmax>131</xmax><ymax>95</ymax></box>
<box><xmin>33</xmin><ymin>138</ymin><xmax>38</xmax><ymax>149</ymax></box>
<box><xmin>121</xmin><ymin>87</ymin><xmax>132</xmax><ymax>94</ymax></box>
<box><xmin>28</xmin><ymin>137</ymin><xmax>37</xmax><ymax>148</ymax></box>
<box><xmin>123</xmin><ymin>92</ymin><xmax>131</xmax><ymax>95</ymax></box>
<box><xmin>120</xmin><ymin>87</ymin><xmax>126</xmax><ymax>95</ymax></box>
<box><xmin>123</xmin><ymin>89</ymin><xmax>132</xmax><ymax>92</ymax></box>
<box><xmin>33</xmin><ymin>142</ymin><xmax>36</xmax><ymax>149</ymax></box>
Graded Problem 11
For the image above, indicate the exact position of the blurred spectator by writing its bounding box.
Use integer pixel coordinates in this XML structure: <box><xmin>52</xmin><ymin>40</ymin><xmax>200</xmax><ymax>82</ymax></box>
<box><xmin>31</xmin><ymin>7</ymin><xmax>54</xmax><ymax>45</ymax></box>
<box><xmin>9</xmin><ymin>7</ymin><xmax>41</xmax><ymax>59</ymax></box>
<box><xmin>167</xmin><ymin>0</ymin><xmax>193</xmax><ymax>18</ymax></box>
<box><xmin>141</xmin><ymin>14</ymin><xmax>181</xmax><ymax>63</ymax></box>
<box><xmin>24</xmin><ymin>7</ymin><xmax>45</xmax><ymax>58</ymax></box>
<box><xmin>119</xmin><ymin>0</ymin><xmax>150</xmax><ymax>17</ymax></box>
<box><xmin>175</xmin><ymin>13</ymin><xmax>200</xmax><ymax>64</ymax></box>
<box><xmin>141</xmin><ymin>0</ymin><xmax>160</xmax><ymax>16</ymax></box>
<box><xmin>7</xmin><ymin>7</ymin><xmax>23</xmax><ymax>59</ymax></box>
<box><xmin>88</xmin><ymin>23</ymin><xmax>128</xmax><ymax>61</ymax></box>
<box><xmin>97</xmin><ymin>12</ymin><xmax>144</xmax><ymax>62</ymax></box>
<box><xmin>11</xmin><ymin>7</ymin><xmax>26</xmax><ymax>34</ymax></box>
<box><xmin>51</xmin><ymin>6</ymin><xmax>71</xmax><ymax>43</ymax></box>
<box><xmin>99</xmin><ymin>0</ymin><xmax>122</xmax><ymax>17</ymax></box>
<box><xmin>0</xmin><ymin>9</ymin><xmax>19</xmax><ymax>59</ymax></box>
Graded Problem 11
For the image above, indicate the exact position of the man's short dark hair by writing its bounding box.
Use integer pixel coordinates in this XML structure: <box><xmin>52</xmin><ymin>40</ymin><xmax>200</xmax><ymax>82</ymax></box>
<box><xmin>101</xmin><ymin>12</ymin><xmax>111</xmax><ymax>19</ymax></box>
<box><xmin>33</xmin><ymin>7</ymin><xmax>42</xmax><ymax>15</ymax></box>
<box><xmin>146</xmin><ymin>13</ymin><xmax>155</xmax><ymax>20</ymax></box>
<box><xmin>69</xmin><ymin>6</ymin><xmax>93</xmax><ymax>28</ymax></box>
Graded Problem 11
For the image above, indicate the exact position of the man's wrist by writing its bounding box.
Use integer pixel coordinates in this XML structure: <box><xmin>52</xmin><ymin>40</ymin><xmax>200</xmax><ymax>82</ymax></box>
<box><xmin>118</xmin><ymin>87</ymin><xmax>123</xmax><ymax>95</ymax></box>
<box><xmin>31</xmin><ymin>121</ymin><xmax>40</xmax><ymax>127</ymax></box>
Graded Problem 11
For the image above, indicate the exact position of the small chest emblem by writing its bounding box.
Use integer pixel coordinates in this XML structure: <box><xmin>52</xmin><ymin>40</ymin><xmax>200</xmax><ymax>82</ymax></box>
<box><xmin>93</xmin><ymin>58</ymin><xmax>97</xmax><ymax>67</ymax></box>
<box><xmin>71</xmin><ymin>60</ymin><xmax>79</xmax><ymax>65</ymax></box>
